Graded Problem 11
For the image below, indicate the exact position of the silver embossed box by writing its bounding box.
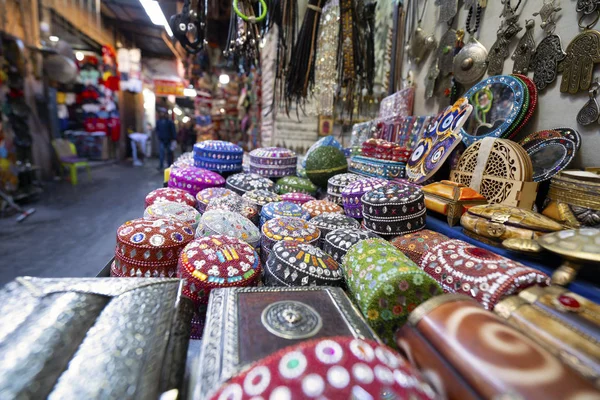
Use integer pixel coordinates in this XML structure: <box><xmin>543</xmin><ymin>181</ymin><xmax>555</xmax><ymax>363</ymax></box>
<box><xmin>0</xmin><ymin>277</ymin><xmax>193</xmax><ymax>399</ymax></box>
<box><xmin>191</xmin><ymin>286</ymin><xmax>380</xmax><ymax>399</ymax></box>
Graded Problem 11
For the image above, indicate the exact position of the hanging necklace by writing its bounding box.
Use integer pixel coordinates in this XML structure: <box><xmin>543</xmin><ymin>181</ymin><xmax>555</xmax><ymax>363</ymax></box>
<box><xmin>408</xmin><ymin>0</ymin><xmax>436</xmax><ymax>64</ymax></box>
<box><xmin>577</xmin><ymin>80</ymin><xmax>600</xmax><ymax>125</ymax></box>
<box><xmin>453</xmin><ymin>3</ymin><xmax>488</xmax><ymax>85</ymax></box>
<box><xmin>487</xmin><ymin>0</ymin><xmax>523</xmax><ymax>76</ymax></box>
<box><xmin>530</xmin><ymin>0</ymin><xmax>565</xmax><ymax>91</ymax></box>
<box><xmin>425</xmin><ymin>21</ymin><xmax>457</xmax><ymax>99</ymax></box>
<box><xmin>559</xmin><ymin>9</ymin><xmax>600</xmax><ymax>94</ymax></box>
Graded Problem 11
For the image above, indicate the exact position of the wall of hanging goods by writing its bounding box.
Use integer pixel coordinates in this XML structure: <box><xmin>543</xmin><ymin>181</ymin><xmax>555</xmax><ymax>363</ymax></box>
<box><xmin>405</xmin><ymin>0</ymin><xmax>600</xmax><ymax>168</ymax></box>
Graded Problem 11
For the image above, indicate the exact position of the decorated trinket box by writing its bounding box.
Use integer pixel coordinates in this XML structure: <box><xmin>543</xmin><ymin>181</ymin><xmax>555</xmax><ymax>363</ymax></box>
<box><xmin>193</xmin><ymin>140</ymin><xmax>243</xmax><ymax>173</ymax></box>
<box><xmin>225</xmin><ymin>172</ymin><xmax>274</xmax><ymax>195</ymax></box>
<box><xmin>327</xmin><ymin>173</ymin><xmax>361</xmax><ymax>205</ymax></box>
<box><xmin>362</xmin><ymin>138</ymin><xmax>411</xmax><ymax>163</ymax></box>
<box><xmin>341</xmin><ymin>177</ymin><xmax>388</xmax><ymax>218</ymax></box>
<box><xmin>205</xmin><ymin>195</ymin><xmax>260</xmax><ymax>226</ymax></box>
<box><xmin>168</xmin><ymin>166</ymin><xmax>226</xmax><ymax>197</ymax></box>
<box><xmin>177</xmin><ymin>235</ymin><xmax>261</xmax><ymax>307</ymax></box>
<box><xmin>144</xmin><ymin>202</ymin><xmax>201</xmax><ymax>230</ymax></box>
<box><xmin>242</xmin><ymin>189</ymin><xmax>282</xmax><ymax>211</ymax></box>
<box><xmin>204</xmin><ymin>336</ymin><xmax>436</xmax><ymax>400</ymax></box>
<box><xmin>302</xmin><ymin>199</ymin><xmax>344</xmax><ymax>218</ymax></box>
<box><xmin>390</xmin><ymin>229</ymin><xmax>450</xmax><ymax>265</ymax></box>
<box><xmin>249</xmin><ymin>147</ymin><xmax>297</xmax><ymax>178</ymax></box>
<box><xmin>302</xmin><ymin>135</ymin><xmax>343</xmax><ymax>167</ymax></box>
<box><xmin>305</xmin><ymin>146</ymin><xmax>348</xmax><ymax>188</ymax></box>
<box><xmin>113</xmin><ymin>218</ymin><xmax>195</xmax><ymax>278</ymax></box>
<box><xmin>260</xmin><ymin>217</ymin><xmax>321</xmax><ymax>262</ymax></box>
<box><xmin>308</xmin><ymin>212</ymin><xmax>360</xmax><ymax>247</ymax></box>
<box><xmin>362</xmin><ymin>183</ymin><xmax>426</xmax><ymax>237</ymax></box>
<box><xmin>420</xmin><ymin>240</ymin><xmax>549</xmax><ymax>310</ymax></box>
<box><xmin>495</xmin><ymin>285</ymin><xmax>600</xmax><ymax>383</ymax></box>
<box><xmin>274</xmin><ymin>176</ymin><xmax>317</xmax><ymax>195</ymax></box>
<box><xmin>145</xmin><ymin>187</ymin><xmax>197</xmax><ymax>209</ymax></box>
<box><xmin>193</xmin><ymin>286</ymin><xmax>381</xmax><ymax>399</ymax></box>
<box><xmin>195</xmin><ymin>187</ymin><xmax>237</xmax><ymax>213</ymax></box>
<box><xmin>0</xmin><ymin>278</ymin><xmax>193</xmax><ymax>399</ymax></box>
<box><xmin>280</xmin><ymin>192</ymin><xmax>315</xmax><ymax>205</ymax></box>
<box><xmin>543</xmin><ymin>171</ymin><xmax>600</xmax><ymax>228</ymax></box>
<box><xmin>422</xmin><ymin>180</ymin><xmax>487</xmax><ymax>226</ymax></box>
<box><xmin>264</xmin><ymin>241</ymin><xmax>344</xmax><ymax>287</ymax></box>
<box><xmin>349</xmin><ymin>155</ymin><xmax>406</xmax><ymax>180</ymax></box>
<box><xmin>259</xmin><ymin>201</ymin><xmax>311</xmax><ymax>227</ymax></box>
<box><xmin>323</xmin><ymin>228</ymin><xmax>379</xmax><ymax>263</ymax></box>
<box><xmin>450</xmin><ymin>138</ymin><xmax>538</xmax><ymax>209</ymax></box>
<box><xmin>195</xmin><ymin>210</ymin><xmax>261</xmax><ymax>250</ymax></box>
<box><xmin>344</xmin><ymin>238</ymin><xmax>442</xmax><ymax>346</ymax></box>
<box><xmin>460</xmin><ymin>204</ymin><xmax>564</xmax><ymax>246</ymax></box>
<box><xmin>396</xmin><ymin>295</ymin><xmax>599</xmax><ymax>400</ymax></box>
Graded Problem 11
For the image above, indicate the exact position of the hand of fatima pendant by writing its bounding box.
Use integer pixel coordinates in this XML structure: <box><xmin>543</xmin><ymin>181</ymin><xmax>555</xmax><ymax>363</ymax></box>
<box><xmin>410</xmin><ymin>25</ymin><xmax>436</xmax><ymax>64</ymax></box>
<box><xmin>487</xmin><ymin>15</ymin><xmax>522</xmax><ymax>76</ymax></box>
<box><xmin>435</xmin><ymin>0</ymin><xmax>458</xmax><ymax>24</ymax></box>
<box><xmin>531</xmin><ymin>34</ymin><xmax>565</xmax><ymax>91</ymax></box>
<box><xmin>425</xmin><ymin>60</ymin><xmax>440</xmax><ymax>99</ymax></box>
<box><xmin>559</xmin><ymin>30</ymin><xmax>600</xmax><ymax>94</ymax></box>
<box><xmin>512</xmin><ymin>19</ymin><xmax>536</xmax><ymax>74</ymax></box>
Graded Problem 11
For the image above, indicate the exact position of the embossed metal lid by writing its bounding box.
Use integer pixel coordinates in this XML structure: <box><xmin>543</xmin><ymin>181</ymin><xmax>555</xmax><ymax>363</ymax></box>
<box><xmin>275</xmin><ymin>176</ymin><xmax>317</xmax><ymax>195</ymax></box>
<box><xmin>226</xmin><ymin>173</ymin><xmax>275</xmax><ymax>195</ymax></box>
<box><xmin>196</xmin><ymin>210</ymin><xmax>260</xmax><ymax>249</ymax></box>
<box><xmin>243</xmin><ymin>189</ymin><xmax>282</xmax><ymax>207</ymax></box>
<box><xmin>208</xmin><ymin>337</ymin><xmax>436</xmax><ymax>400</ymax></box>
<box><xmin>280</xmin><ymin>192</ymin><xmax>316</xmax><ymax>205</ymax></box>
<box><xmin>302</xmin><ymin>200</ymin><xmax>344</xmax><ymax>218</ymax></box>
<box><xmin>144</xmin><ymin>187</ymin><xmax>197</xmax><ymax>209</ymax></box>
<box><xmin>265</xmin><ymin>241</ymin><xmax>344</xmax><ymax>287</ymax></box>
<box><xmin>144</xmin><ymin>202</ymin><xmax>201</xmax><ymax>230</ymax></box>
<box><xmin>261</xmin><ymin>201</ymin><xmax>311</xmax><ymax>222</ymax></box>
<box><xmin>196</xmin><ymin>187</ymin><xmax>237</xmax><ymax>211</ymax></box>
<box><xmin>178</xmin><ymin>235</ymin><xmax>261</xmax><ymax>305</ymax></box>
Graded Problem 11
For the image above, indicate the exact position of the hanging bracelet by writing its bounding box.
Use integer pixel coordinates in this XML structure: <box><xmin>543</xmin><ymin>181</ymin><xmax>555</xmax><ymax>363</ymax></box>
<box><xmin>233</xmin><ymin>0</ymin><xmax>268</xmax><ymax>23</ymax></box>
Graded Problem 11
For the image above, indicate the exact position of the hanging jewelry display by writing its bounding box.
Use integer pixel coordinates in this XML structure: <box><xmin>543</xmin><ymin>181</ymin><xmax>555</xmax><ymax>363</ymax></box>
<box><xmin>408</xmin><ymin>0</ymin><xmax>436</xmax><ymax>64</ymax></box>
<box><xmin>487</xmin><ymin>0</ymin><xmax>523</xmax><ymax>76</ymax></box>
<box><xmin>337</xmin><ymin>0</ymin><xmax>362</xmax><ymax>118</ymax></box>
<box><xmin>435</xmin><ymin>0</ymin><xmax>458</xmax><ymax>24</ymax></box>
<box><xmin>363</xmin><ymin>1</ymin><xmax>377</xmax><ymax>96</ymax></box>
<box><xmin>511</xmin><ymin>19</ymin><xmax>536</xmax><ymax>74</ymax></box>
<box><xmin>373</xmin><ymin>0</ymin><xmax>396</xmax><ymax>95</ymax></box>
<box><xmin>577</xmin><ymin>80</ymin><xmax>600</xmax><ymax>125</ymax></box>
<box><xmin>267</xmin><ymin>0</ymin><xmax>298</xmax><ymax>104</ymax></box>
<box><xmin>453</xmin><ymin>4</ymin><xmax>488</xmax><ymax>85</ymax></box>
<box><xmin>530</xmin><ymin>2</ymin><xmax>565</xmax><ymax>91</ymax></box>
<box><xmin>559</xmin><ymin>16</ymin><xmax>600</xmax><ymax>94</ymax></box>
<box><xmin>425</xmin><ymin>59</ymin><xmax>441</xmax><ymax>99</ymax></box>
<box><xmin>425</xmin><ymin>25</ymin><xmax>457</xmax><ymax>99</ymax></box>
<box><xmin>224</xmin><ymin>0</ymin><xmax>264</xmax><ymax>67</ymax></box>
<box><xmin>314</xmin><ymin>0</ymin><xmax>340</xmax><ymax>117</ymax></box>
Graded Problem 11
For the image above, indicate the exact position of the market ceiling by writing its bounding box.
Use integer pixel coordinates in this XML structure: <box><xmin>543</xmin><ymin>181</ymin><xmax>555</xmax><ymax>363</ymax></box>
<box><xmin>101</xmin><ymin>0</ymin><xmax>231</xmax><ymax>59</ymax></box>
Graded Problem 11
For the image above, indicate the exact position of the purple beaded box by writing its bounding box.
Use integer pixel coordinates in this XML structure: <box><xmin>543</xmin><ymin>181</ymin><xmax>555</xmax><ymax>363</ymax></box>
<box><xmin>327</xmin><ymin>173</ymin><xmax>362</xmax><ymax>205</ymax></box>
<box><xmin>168</xmin><ymin>166</ymin><xmax>226</xmax><ymax>196</ymax></box>
<box><xmin>280</xmin><ymin>192</ymin><xmax>315</xmax><ymax>205</ymax></box>
<box><xmin>249</xmin><ymin>147</ymin><xmax>297</xmax><ymax>178</ymax></box>
<box><xmin>193</xmin><ymin>140</ymin><xmax>243</xmax><ymax>173</ymax></box>
<box><xmin>195</xmin><ymin>187</ymin><xmax>237</xmax><ymax>212</ymax></box>
<box><xmin>341</xmin><ymin>177</ymin><xmax>388</xmax><ymax>218</ymax></box>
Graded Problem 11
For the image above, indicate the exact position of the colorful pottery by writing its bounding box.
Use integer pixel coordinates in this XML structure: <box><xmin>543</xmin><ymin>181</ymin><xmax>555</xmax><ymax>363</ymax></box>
<box><xmin>341</xmin><ymin>177</ymin><xmax>388</xmax><ymax>218</ymax></box>
<box><xmin>177</xmin><ymin>235</ymin><xmax>261</xmax><ymax>306</ymax></box>
<box><xmin>349</xmin><ymin>155</ymin><xmax>406</xmax><ymax>180</ymax></box>
<box><xmin>327</xmin><ymin>173</ymin><xmax>362</xmax><ymax>205</ymax></box>
<box><xmin>195</xmin><ymin>209</ymin><xmax>261</xmax><ymax>250</ymax></box>
<box><xmin>275</xmin><ymin>176</ymin><xmax>317</xmax><ymax>195</ymax></box>
<box><xmin>195</xmin><ymin>187</ymin><xmax>237</xmax><ymax>212</ymax></box>
<box><xmin>249</xmin><ymin>147</ymin><xmax>297</xmax><ymax>178</ymax></box>
<box><xmin>421</xmin><ymin>240</ymin><xmax>550</xmax><ymax>310</ymax></box>
<box><xmin>323</xmin><ymin>228</ymin><xmax>380</xmax><ymax>263</ymax></box>
<box><xmin>390</xmin><ymin>229</ymin><xmax>450</xmax><ymax>265</ymax></box>
<box><xmin>344</xmin><ymin>238</ymin><xmax>442</xmax><ymax>346</ymax></box>
<box><xmin>308</xmin><ymin>213</ymin><xmax>360</xmax><ymax>247</ymax></box>
<box><xmin>226</xmin><ymin>172</ymin><xmax>274</xmax><ymax>195</ymax></box>
<box><xmin>144</xmin><ymin>187</ymin><xmax>197</xmax><ymax>209</ymax></box>
<box><xmin>302</xmin><ymin>199</ymin><xmax>344</xmax><ymax>218</ymax></box>
<box><xmin>144</xmin><ymin>202</ymin><xmax>201</xmax><ymax>230</ymax></box>
<box><xmin>260</xmin><ymin>201</ymin><xmax>311</xmax><ymax>227</ymax></box>
<box><xmin>362</xmin><ymin>183</ymin><xmax>426</xmax><ymax>237</ymax></box>
<box><xmin>168</xmin><ymin>166</ymin><xmax>226</xmax><ymax>197</ymax></box>
<box><xmin>264</xmin><ymin>241</ymin><xmax>344</xmax><ymax>287</ymax></box>
<box><xmin>193</xmin><ymin>140</ymin><xmax>243</xmax><ymax>173</ymax></box>
<box><xmin>206</xmin><ymin>195</ymin><xmax>260</xmax><ymax>226</ymax></box>
<box><xmin>305</xmin><ymin>146</ymin><xmax>348</xmax><ymax>188</ymax></box>
<box><xmin>261</xmin><ymin>217</ymin><xmax>321</xmax><ymax>262</ymax></box>
<box><xmin>280</xmin><ymin>192</ymin><xmax>316</xmax><ymax>205</ymax></box>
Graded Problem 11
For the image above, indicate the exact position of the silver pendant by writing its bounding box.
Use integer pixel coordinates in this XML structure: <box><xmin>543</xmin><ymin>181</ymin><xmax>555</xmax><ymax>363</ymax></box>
<box><xmin>577</xmin><ymin>0</ymin><xmax>600</xmax><ymax>15</ymax></box>
<box><xmin>438</xmin><ymin>28</ymin><xmax>457</xmax><ymax>76</ymax></box>
<box><xmin>487</xmin><ymin>15</ymin><xmax>522</xmax><ymax>76</ymax></box>
<box><xmin>425</xmin><ymin>60</ymin><xmax>440</xmax><ymax>99</ymax></box>
<box><xmin>533</xmin><ymin>0</ymin><xmax>562</xmax><ymax>35</ymax></box>
<box><xmin>577</xmin><ymin>82</ymin><xmax>600</xmax><ymax>125</ymax></box>
<box><xmin>512</xmin><ymin>19</ymin><xmax>536</xmax><ymax>74</ymax></box>
<box><xmin>409</xmin><ymin>25</ymin><xmax>436</xmax><ymax>64</ymax></box>
<box><xmin>531</xmin><ymin>34</ymin><xmax>566</xmax><ymax>91</ymax></box>
<box><xmin>435</xmin><ymin>0</ymin><xmax>458</xmax><ymax>24</ymax></box>
<box><xmin>453</xmin><ymin>36</ymin><xmax>488</xmax><ymax>85</ymax></box>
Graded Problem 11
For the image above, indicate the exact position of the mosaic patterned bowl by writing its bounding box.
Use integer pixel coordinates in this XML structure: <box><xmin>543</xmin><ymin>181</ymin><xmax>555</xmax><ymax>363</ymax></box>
<box><xmin>242</xmin><ymin>189</ymin><xmax>282</xmax><ymax>210</ymax></box>
<box><xmin>144</xmin><ymin>187</ymin><xmax>197</xmax><ymax>209</ymax></box>
<box><xmin>168</xmin><ymin>166</ymin><xmax>225</xmax><ymax>196</ymax></box>
<box><xmin>226</xmin><ymin>172</ymin><xmax>275</xmax><ymax>195</ymax></box>
<box><xmin>249</xmin><ymin>147</ymin><xmax>297</xmax><ymax>178</ymax></box>
<box><xmin>206</xmin><ymin>195</ymin><xmax>260</xmax><ymax>226</ymax></box>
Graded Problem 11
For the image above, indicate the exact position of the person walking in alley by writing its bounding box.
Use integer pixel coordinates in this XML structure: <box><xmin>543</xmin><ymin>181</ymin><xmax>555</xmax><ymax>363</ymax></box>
<box><xmin>156</xmin><ymin>112</ymin><xmax>176</xmax><ymax>170</ymax></box>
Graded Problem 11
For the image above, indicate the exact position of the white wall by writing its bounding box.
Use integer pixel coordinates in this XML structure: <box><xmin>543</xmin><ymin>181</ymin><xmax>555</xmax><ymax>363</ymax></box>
<box><xmin>407</xmin><ymin>0</ymin><xmax>599</xmax><ymax>168</ymax></box>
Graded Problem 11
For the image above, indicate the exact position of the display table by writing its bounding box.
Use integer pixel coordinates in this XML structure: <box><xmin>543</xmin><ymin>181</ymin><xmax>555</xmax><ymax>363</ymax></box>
<box><xmin>426</xmin><ymin>213</ymin><xmax>600</xmax><ymax>303</ymax></box>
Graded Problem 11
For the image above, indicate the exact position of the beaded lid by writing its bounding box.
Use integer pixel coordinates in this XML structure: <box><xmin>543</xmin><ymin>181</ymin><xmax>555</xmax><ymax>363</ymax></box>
<box><xmin>243</xmin><ymin>189</ymin><xmax>282</xmax><ymax>207</ymax></box>
<box><xmin>390</xmin><ymin>229</ymin><xmax>450</xmax><ymax>265</ymax></box>
<box><xmin>178</xmin><ymin>235</ymin><xmax>261</xmax><ymax>305</ymax></box>
<box><xmin>250</xmin><ymin>147</ymin><xmax>297</xmax><ymax>159</ymax></box>
<box><xmin>323</xmin><ymin>228</ymin><xmax>380</xmax><ymax>263</ymax></box>
<box><xmin>265</xmin><ymin>241</ymin><xmax>344</xmax><ymax>287</ymax></box>
<box><xmin>280</xmin><ymin>192</ymin><xmax>316</xmax><ymax>205</ymax></box>
<box><xmin>196</xmin><ymin>210</ymin><xmax>260</xmax><ymax>249</ymax></box>
<box><xmin>208</xmin><ymin>337</ymin><xmax>436</xmax><ymax>400</ymax></box>
<box><xmin>328</xmin><ymin>173</ymin><xmax>362</xmax><ymax>189</ymax></box>
<box><xmin>261</xmin><ymin>201</ymin><xmax>311</xmax><ymax>221</ymax></box>
<box><xmin>168</xmin><ymin>166</ymin><xmax>226</xmax><ymax>195</ymax></box>
<box><xmin>362</xmin><ymin>183</ymin><xmax>424</xmax><ymax>206</ymax></box>
<box><xmin>262</xmin><ymin>217</ymin><xmax>321</xmax><ymax>243</ymax></box>
<box><xmin>226</xmin><ymin>173</ymin><xmax>274</xmax><ymax>195</ymax></box>
<box><xmin>144</xmin><ymin>202</ymin><xmax>201</xmax><ymax>230</ymax></box>
<box><xmin>308</xmin><ymin>213</ymin><xmax>360</xmax><ymax>235</ymax></box>
<box><xmin>196</xmin><ymin>187</ymin><xmax>237</xmax><ymax>211</ymax></box>
<box><xmin>341</xmin><ymin>178</ymin><xmax>388</xmax><ymax>203</ymax></box>
<box><xmin>193</xmin><ymin>140</ymin><xmax>243</xmax><ymax>156</ymax></box>
<box><xmin>206</xmin><ymin>195</ymin><xmax>259</xmax><ymax>223</ymax></box>
<box><xmin>275</xmin><ymin>176</ymin><xmax>317</xmax><ymax>195</ymax></box>
<box><xmin>302</xmin><ymin>200</ymin><xmax>344</xmax><ymax>218</ymax></box>
<box><xmin>144</xmin><ymin>187</ymin><xmax>197</xmax><ymax>209</ymax></box>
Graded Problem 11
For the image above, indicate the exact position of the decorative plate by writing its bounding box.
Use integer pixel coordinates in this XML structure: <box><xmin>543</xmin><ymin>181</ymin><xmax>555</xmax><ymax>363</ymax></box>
<box><xmin>519</xmin><ymin>130</ymin><xmax>563</xmax><ymax>149</ymax></box>
<box><xmin>460</xmin><ymin>75</ymin><xmax>526</xmax><ymax>146</ymax></box>
<box><xmin>407</xmin><ymin>97</ymin><xmax>473</xmax><ymax>183</ymax></box>
<box><xmin>523</xmin><ymin>137</ymin><xmax>577</xmax><ymax>182</ymax></box>
<box><xmin>554</xmin><ymin>127</ymin><xmax>581</xmax><ymax>150</ymax></box>
<box><xmin>507</xmin><ymin>74</ymin><xmax>537</xmax><ymax>139</ymax></box>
